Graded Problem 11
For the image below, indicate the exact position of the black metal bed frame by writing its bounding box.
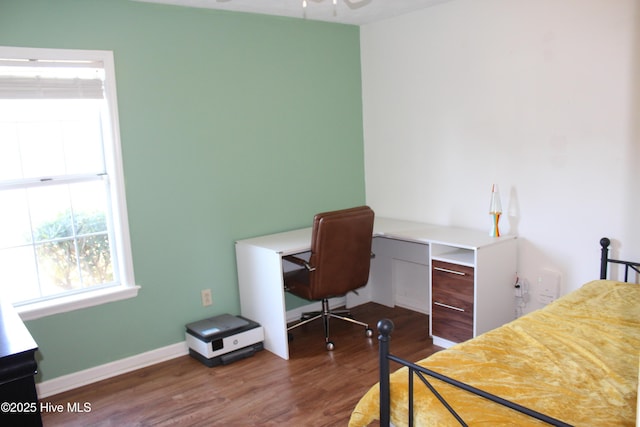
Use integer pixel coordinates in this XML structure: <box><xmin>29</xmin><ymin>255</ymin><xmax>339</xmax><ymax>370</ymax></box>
<box><xmin>376</xmin><ymin>237</ymin><xmax>639</xmax><ymax>427</ymax></box>
<box><xmin>599</xmin><ymin>237</ymin><xmax>640</xmax><ymax>281</ymax></box>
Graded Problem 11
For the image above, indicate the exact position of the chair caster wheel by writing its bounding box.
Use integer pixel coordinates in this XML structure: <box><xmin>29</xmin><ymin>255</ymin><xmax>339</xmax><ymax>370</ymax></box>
<box><xmin>326</xmin><ymin>341</ymin><xmax>335</xmax><ymax>351</ymax></box>
<box><xmin>365</xmin><ymin>328</ymin><xmax>373</xmax><ymax>338</ymax></box>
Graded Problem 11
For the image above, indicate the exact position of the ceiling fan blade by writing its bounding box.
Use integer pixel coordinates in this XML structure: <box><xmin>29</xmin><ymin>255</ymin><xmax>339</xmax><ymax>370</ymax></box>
<box><xmin>344</xmin><ymin>0</ymin><xmax>372</xmax><ymax>10</ymax></box>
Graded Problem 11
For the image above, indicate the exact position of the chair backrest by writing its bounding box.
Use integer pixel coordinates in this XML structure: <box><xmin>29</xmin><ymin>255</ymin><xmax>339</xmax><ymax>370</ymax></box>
<box><xmin>307</xmin><ymin>206</ymin><xmax>375</xmax><ymax>299</ymax></box>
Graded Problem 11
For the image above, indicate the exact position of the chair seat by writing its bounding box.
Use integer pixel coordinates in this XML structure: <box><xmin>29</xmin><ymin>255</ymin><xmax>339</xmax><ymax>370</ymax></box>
<box><xmin>285</xmin><ymin>268</ymin><xmax>349</xmax><ymax>301</ymax></box>
<box><xmin>283</xmin><ymin>268</ymin><xmax>312</xmax><ymax>299</ymax></box>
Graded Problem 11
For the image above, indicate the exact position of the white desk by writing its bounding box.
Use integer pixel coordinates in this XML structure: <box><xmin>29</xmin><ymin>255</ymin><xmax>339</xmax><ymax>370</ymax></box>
<box><xmin>235</xmin><ymin>217</ymin><xmax>517</xmax><ymax>359</ymax></box>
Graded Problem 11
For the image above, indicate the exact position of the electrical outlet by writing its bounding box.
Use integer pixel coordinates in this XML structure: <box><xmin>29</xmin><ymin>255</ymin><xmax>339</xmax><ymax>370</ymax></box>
<box><xmin>536</xmin><ymin>269</ymin><xmax>561</xmax><ymax>305</ymax></box>
<box><xmin>201</xmin><ymin>289</ymin><xmax>212</xmax><ymax>307</ymax></box>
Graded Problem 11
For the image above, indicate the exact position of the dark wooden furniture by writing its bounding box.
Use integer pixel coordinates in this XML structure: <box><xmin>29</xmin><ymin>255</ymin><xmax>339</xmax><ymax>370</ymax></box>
<box><xmin>431</xmin><ymin>260</ymin><xmax>474</xmax><ymax>343</ymax></box>
<box><xmin>0</xmin><ymin>301</ymin><xmax>41</xmax><ymax>426</ymax></box>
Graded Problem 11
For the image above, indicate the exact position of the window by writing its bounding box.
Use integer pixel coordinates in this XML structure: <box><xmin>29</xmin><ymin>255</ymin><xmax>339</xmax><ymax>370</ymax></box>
<box><xmin>0</xmin><ymin>46</ymin><xmax>138</xmax><ymax>320</ymax></box>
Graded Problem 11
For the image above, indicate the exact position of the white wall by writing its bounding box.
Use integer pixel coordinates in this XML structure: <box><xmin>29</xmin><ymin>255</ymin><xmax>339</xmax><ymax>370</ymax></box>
<box><xmin>361</xmin><ymin>0</ymin><xmax>640</xmax><ymax>313</ymax></box>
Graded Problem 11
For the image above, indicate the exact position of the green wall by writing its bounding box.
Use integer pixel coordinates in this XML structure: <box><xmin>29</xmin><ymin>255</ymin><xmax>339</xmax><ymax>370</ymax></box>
<box><xmin>0</xmin><ymin>0</ymin><xmax>365</xmax><ymax>381</ymax></box>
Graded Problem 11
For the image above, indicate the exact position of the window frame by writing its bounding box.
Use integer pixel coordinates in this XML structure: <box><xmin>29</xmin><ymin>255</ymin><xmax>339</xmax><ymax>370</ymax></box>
<box><xmin>0</xmin><ymin>46</ymin><xmax>139</xmax><ymax>321</ymax></box>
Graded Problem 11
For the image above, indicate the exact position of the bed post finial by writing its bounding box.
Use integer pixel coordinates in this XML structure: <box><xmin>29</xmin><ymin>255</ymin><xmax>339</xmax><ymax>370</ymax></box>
<box><xmin>600</xmin><ymin>237</ymin><xmax>610</xmax><ymax>280</ymax></box>
<box><xmin>377</xmin><ymin>318</ymin><xmax>394</xmax><ymax>339</ymax></box>
<box><xmin>377</xmin><ymin>319</ymin><xmax>394</xmax><ymax>427</ymax></box>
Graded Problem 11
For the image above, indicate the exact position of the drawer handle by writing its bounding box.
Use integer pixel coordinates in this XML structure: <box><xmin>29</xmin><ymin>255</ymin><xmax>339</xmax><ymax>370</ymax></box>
<box><xmin>434</xmin><ymin>301</ymin><xmax>465</xmax><ymax>312</ymax></box>
<box><xmin>434</xmin><ymin>266</ymin><xmax>466</xmax><ymax>276</ymax></box>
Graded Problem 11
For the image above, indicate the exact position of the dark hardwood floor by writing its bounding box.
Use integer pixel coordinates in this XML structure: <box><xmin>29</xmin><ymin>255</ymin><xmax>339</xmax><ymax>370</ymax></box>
<box><xmin>40</xmin><ymin>303</ymin><xmax>441</xmax><ymax>426</ymax></box>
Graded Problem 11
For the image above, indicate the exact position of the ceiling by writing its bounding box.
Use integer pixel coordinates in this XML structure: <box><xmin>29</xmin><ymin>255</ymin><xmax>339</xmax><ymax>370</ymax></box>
<box><xmin>134</xmin><ymin>0</ymin><xmax>453</xmax><ymax>25</ymax></box>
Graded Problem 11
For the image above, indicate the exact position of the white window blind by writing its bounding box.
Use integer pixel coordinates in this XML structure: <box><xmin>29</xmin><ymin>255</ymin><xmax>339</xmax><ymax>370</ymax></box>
<box><xmin>0</xmin><ymin>59</ymin><xmax>105</xmax><ymax>99</ymax></box>
<box><xmin>0</xmin><ymin>76</ymin><xmax>104</xmax><ymax>99</ymax></box>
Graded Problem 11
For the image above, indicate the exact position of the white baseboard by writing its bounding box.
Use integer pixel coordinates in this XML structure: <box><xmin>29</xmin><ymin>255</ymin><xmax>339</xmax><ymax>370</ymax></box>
<box><xmin>394</xmin><ymin>297</ymin><xmax>429</xmax><ymax>315</ymax></box>
<box><xmin>37</xmin><ymin>299</ymin><xmax>349</xmax><ymax>399</ymax></box>
<box><xmin>37</xmin><ymin>341</ymin><xmax>189</xmax><ymax>398</ymax></box>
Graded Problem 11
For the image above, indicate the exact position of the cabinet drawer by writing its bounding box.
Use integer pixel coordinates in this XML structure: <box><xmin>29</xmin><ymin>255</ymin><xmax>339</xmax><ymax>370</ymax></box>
<box><xmin>431</xmin><ymin>260</ymin><xmax>474</xmax><ymax>343</ymax></box>
<box><xmin>432</xmin><ymin>260</ymin><xmax>474</xmax><ymax>280</ymax></box>
<box><xmin>431</xmin><ymin>260</ymin><xmax>474</xmax><ymax>310</ymax></box>
<box><xmin>431</xmin><ymin>304</ymin><xmax>473</xmax><ymax>342</ymax></box>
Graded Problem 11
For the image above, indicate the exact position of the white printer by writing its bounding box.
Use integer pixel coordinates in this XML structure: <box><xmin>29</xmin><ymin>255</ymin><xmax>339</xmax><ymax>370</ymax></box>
<box><xmin>185</xmin><ymin>314</ymin><xmax>264</xmax><ymax>367</ymax></box>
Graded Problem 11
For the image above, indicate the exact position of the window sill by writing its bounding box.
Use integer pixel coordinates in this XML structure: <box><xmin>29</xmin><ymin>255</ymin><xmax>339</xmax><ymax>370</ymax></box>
<box><xmin>16</xmin><ymin>285</ymin><xmax>141</xmax><ymax>321</ymax></box>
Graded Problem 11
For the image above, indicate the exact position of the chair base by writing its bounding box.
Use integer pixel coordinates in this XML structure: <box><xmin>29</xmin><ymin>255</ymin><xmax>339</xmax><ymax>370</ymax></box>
<box><xmin>287</xmin><ymin>299</ymin><xmax>373</xmax><ymax>350</ymax></box>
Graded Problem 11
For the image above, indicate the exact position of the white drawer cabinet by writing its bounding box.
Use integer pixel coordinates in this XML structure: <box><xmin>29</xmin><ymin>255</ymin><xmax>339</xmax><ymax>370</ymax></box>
<box><xmin>429</xmin><ymin>239</ymin><xmax>517</xmax><ymax>348</ymax></box>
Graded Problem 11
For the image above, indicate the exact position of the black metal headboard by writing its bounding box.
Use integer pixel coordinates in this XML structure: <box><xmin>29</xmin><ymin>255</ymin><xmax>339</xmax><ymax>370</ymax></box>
<box><xmin>600</xmin><ymin>237</ymin><xmax>640</xmax><ymax>282</ymax></box>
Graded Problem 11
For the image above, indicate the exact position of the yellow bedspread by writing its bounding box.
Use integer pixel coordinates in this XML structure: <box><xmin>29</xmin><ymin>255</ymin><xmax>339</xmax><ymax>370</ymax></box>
<box><xmin>349</xmin><ymin>280</ymin><xmax>640</xmax><ymax>426</ymax></box>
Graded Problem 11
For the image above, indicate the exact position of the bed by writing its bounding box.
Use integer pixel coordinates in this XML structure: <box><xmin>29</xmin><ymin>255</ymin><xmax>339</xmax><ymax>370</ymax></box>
<box><xmin>349</xmin><ymin>238</ymin><xmax>640</xmax><ymax>426</ymax></box>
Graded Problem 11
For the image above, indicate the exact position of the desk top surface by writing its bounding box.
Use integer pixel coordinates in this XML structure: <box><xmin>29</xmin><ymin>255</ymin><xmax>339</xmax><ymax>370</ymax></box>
<box><xmin>236</xmin><ymin>217</ymin><xmax>516</xmax><ymax>255</ymax></box>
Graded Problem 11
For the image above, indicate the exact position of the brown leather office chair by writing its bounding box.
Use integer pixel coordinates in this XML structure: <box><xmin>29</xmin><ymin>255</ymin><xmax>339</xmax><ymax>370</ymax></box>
<box><xmin>284</xmin><ymin>206</ymin><xmax>375</xmax><ymax>351</ymax></box>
